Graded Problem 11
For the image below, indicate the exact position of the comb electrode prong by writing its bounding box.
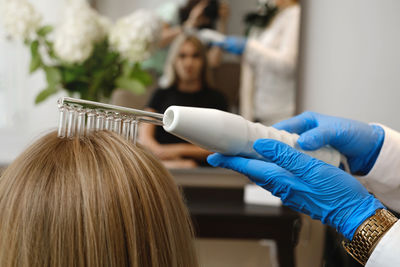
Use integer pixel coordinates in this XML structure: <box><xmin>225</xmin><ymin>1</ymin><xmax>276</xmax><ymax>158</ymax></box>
<box><xmin>113</xmin><ymin>115</ymin><xmax>122</xmax><ymax>135</ymax></box>
<box><xmin>129</xmin><ymin>119</ymin><xmax>139</xmax><ymax>144</ymax></box>
<box><xmin>122</xmin><ymin>117</ymin><xmax>130</xmax><ymax>140</ymax></box>
<box><xmin>58</xmin><ymin>106</ymin><xmax>67</xmax><ymax>138</ymax></box>
<box><xmin>105</xmin><ymin>111</ymin><xmax>114</xmax><ymax>131</ymax></box>
<box><xmin>86</xmin><ymin>111</ymin><xmax>96</xmax><ymax>134</ymax></box>
<box><xmin>76</xmin><ymin>109</ymin><xmax>86</xmax><ymax>137</ymax></box>
<box><xmin>66</xmin><ymin>108</ymin><xmax>77</xmax><ymax>138</ymax></box>
<box><xmin>95</xmin><ymin>110</ymin><xmax>105</xmax><ymax>131</ymax></box>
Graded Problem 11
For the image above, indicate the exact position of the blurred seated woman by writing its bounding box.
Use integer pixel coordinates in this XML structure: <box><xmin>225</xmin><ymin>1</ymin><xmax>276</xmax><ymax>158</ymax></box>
<box><xmin>140</xmin><ymin>34</ymin><xmax>228</xmax><ymax>168</ymax></box>
<box><xmin>143</xmin><ymin>0</ymin><xmax>229</xmax><ymax>74</ymax></box>
<box><xmin>0</xmin><ymin>131</ymin><xmax>198</xmax><ymax>267</ymax></box>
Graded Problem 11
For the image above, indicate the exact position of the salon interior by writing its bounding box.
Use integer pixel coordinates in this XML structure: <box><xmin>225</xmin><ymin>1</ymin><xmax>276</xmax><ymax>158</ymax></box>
<box><xmin>1</xmin><ymin>0</ymin><xmax>399</xmax><ymax>266</ymax></box>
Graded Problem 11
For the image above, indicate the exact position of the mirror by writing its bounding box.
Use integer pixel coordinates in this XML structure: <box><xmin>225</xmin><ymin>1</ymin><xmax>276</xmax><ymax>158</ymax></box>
<box><xmin>95</xmin><ymin>0</ymin><xmax>301</xmax><ymax>125</ymax></box>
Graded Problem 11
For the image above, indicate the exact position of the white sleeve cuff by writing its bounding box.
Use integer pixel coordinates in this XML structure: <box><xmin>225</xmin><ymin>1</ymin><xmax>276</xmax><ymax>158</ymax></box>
<box><xmin>357</xmin><ymin>125</ymin><xmax>400</xmax><ymax>212</ymax></box>
<box><xmin>366</xmin><ymin>220</ymin><xmax>400</xmax><ymax>267</ymax></box>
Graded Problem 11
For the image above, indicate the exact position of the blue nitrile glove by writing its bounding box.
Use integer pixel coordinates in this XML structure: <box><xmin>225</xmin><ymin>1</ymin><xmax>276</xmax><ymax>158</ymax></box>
<box><xmin>207</xmin><ymin>139</ymin><xmax>385</xmax><ymax>240</ymax></box>
<box><xmin>273</xmin><ymin>111</ymin><xmax>385</xmax><ymax>175</ymax></box>
<box><xmin>212</xmin><ymin>36</ymin><xmax>247</xmax><ymax>55</ymax></box>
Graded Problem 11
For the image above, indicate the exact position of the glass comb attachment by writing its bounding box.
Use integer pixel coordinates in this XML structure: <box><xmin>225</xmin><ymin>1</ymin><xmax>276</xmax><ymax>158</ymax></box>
<box><xmin>57</xmin><ymin>97</ymin><xmax>164</xmax><ymax>143</ymax></box>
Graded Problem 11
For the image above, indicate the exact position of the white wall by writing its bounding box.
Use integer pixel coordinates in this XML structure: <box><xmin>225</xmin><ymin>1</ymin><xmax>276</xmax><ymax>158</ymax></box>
<box><xmin>0</xmin><ymin>0</ymin><xmax>67</xmax><ymax>165</ymax></box>
<box><xmin>298</xmin><ymin>0</ymin><xmax>400</xmax><ymax>130</ymax></box>
<box><xmin>95</xmin><ymin>0</ymin><xmax>172</xmax><ymax>20</ymax></box>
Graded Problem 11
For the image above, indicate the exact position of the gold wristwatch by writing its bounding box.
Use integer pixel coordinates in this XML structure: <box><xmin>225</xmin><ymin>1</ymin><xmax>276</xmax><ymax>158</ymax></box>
<box><xmin>342</xmin><ymin>209</ymin><xmax>398</xmax><ymax>265</ymax></box>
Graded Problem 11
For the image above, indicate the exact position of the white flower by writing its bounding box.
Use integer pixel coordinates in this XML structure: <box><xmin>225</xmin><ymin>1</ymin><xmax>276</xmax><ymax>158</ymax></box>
<box><xmin>53</xmin><ymin>1</ymin><xmax>110</xmax><ymax>63</ymax></box>
<box><xmin>2</xmin><ymin>0</ymin><xmax>42</xmax><ymax>40</ymax></box>
<box><xmin>109</xmin><ymin>9</ymin><xmax>162</xmax><ymax>62</ymax></box>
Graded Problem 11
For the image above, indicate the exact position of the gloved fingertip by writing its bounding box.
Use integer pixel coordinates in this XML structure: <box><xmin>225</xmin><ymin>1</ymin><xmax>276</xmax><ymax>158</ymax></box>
<box><xmin>271</xmin><ymin>121</ymin><xmax>285</xmax><ymax>130</ymax></box>
<box><xmin>297</xmin><ymin>135</ymin><xmax>319</xmax><ymax>150</ymax></box>
<box><xmin>207</xmin><ymin>153</ymin><xmax>222</xmax><ymax>167</ymax></box>
<box><xmin>297</xmin><ymin>137</ymin><xmax>310</xmax><ymax>150</ymax></box>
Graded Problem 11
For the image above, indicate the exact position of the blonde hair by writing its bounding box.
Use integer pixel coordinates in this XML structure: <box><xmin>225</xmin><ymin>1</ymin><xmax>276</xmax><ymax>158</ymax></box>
<box><xmin>159</xmin><ymin>34</ymin><xmax>213</xmax><ymax>88</ymax></box>
<box><xmin>0</xmin><ymin>131</ymin><xmax>198</xmax><ymax>267</ymax></box>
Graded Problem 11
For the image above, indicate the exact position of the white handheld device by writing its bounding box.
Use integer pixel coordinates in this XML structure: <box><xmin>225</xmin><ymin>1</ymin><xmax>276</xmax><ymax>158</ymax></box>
<box><xmin>163</xmin><ymin>106</ymin><xmax>341</xmax><ymax>167</ymax></box>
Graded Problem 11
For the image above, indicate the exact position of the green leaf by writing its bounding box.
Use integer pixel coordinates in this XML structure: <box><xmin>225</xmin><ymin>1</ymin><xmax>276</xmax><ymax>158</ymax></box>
<box><xmin>29</xmin><ymin>40</ymin><xmax>42</xmax><ymax>73</ymax></box>
<box><xmin>62</xmin><ymin>69</ymin><xmax>79</xmax><ymax>83</ymax></box>
<box><xmin>115</xmin><ymin>77</ymin><xmax>146</xmax><ymax>95</ymax></box>
<box><xmin>44</xmin><ymin>40</ymin><xmax>57</xmax><ymax>59</ymax></box>
<box><xmin>61</xmin><ymin>66</ymin><xmax>86</xmax><ymax>84</ymax></box>
<box><xmin>37</xmin><ymin>25</ymin><xmax>53</xmax><ymax>37</ymax></box>
<box><xmin>131</xmin><ymin>68</ymin><xmax>152</xmax><ymax>86</ymax></box>
<box><xmin>121</xmin><ymin>60</ymin><xmax>132</xmax><ymax>76</ymax></box>
<box><xmin>103</xmin><ymin>50</ymin><xmax>119</xmax><ymax>66</ymax></box>
<box><xmin>44</xmin><ymin>67</ymin><xmax>62</xmax><ymax>87</ymax></box>
<box><xmin>35</xmin><ymin>87</ymin><xmax>58</xmax><ymax>104</ymax></box>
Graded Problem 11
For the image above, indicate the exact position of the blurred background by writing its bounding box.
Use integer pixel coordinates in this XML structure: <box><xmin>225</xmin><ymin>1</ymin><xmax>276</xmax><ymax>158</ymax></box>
<box><xmin>1</xmin><ymin>0</ymin><xmax>400</xmax><ymax>266</ymax></box>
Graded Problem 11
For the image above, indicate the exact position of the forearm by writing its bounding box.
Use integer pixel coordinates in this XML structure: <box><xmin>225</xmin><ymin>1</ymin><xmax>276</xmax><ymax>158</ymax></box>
<box><xmin>139</xmin><ymin>140</ymin><xmax>183</xmax><ymax>161</ymax></box>
<box><xmin>208</xmin><ymin>4</ymin><xmax>228</xmax><ymax>67</ymax></box>
<box><xmin>141</xmin><ymin>137</ymin><xmax>210</xmax><ymax>161</ymax></box>
<box><xmin>159</xmin><ymin>25</ymin><xmax>183</xmax><ymax>48</ymax></box>
<box><xmin>138</xmin><ymin>118</ymin><xmax>167</xmax><ymax>158</ymax></box>
<box><xmin>164</xmin><ymin>143</ymin><xmax>211</xmax><ymax>160</ymax></box>
<box><xmin>139</xmin><ymin>136</ymin><xmax>159</xmax><ymax>152</ymax></box>
<box><xmin>216</xmin><ymin>18</ymin><xmax>227</xmax><ymax>34</ymax></box>
<box><xmin>216</xmin><ymin>1</ymin><xmax>229</xmax><ymax>34</ymax></box>
<box><xmin>138</xmin><ymin>121</ymin><xmax>158</xmax><ymax>149</ymax></box>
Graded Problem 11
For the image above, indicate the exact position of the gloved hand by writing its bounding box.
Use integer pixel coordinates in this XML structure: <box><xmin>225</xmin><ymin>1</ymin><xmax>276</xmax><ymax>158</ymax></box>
<box><xmin>273</xmin><ymin>111</ymin><xmax>385</xmax><ymax>175</ymax></box>
<box><xmin>212</xmin><ymin>36</ymin><xmax>247</xmax><ymax>55</ymax></box>
<box><xmin>208</xmin><ymin>139</ymin><xmax>385</xmax><ymax>240</ymax></box>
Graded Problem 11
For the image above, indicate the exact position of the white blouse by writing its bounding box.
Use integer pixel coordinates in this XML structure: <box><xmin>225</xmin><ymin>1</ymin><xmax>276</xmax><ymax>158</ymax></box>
<box><xmin>240</xmin><ymin>5</ymin><xmax>301</xmax><ymax>125</ymax></box>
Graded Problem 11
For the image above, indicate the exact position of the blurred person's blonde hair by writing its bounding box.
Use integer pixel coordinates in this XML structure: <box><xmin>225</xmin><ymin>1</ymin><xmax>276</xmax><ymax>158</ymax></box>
<box><xmin>159</xmin><ymin>34</ymin><xmax>213</xmax><ymax>88</ymax></box>
<box><xmin>0</xmin><ymin>131</ymin><xmax>198</xmax><ymax>267</ymax></box>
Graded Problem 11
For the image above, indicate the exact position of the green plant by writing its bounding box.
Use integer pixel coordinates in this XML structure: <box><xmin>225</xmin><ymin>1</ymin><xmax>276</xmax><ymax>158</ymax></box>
<box><xmin>29</xmin><ymin>26</ymin><xmax>152</xmax><ymax>104</ymax></box>
<box><xmin>3</xmin><ymin>0</ymin><xmax>160</xmax><ymax>104</ymax></box>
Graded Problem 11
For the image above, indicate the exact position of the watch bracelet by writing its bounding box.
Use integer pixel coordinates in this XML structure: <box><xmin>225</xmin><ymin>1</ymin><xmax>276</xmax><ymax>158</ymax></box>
<box><xmin>342</xmin><ymin>209</ymin><xmax>398</xmax><ymax>265</ymax></box>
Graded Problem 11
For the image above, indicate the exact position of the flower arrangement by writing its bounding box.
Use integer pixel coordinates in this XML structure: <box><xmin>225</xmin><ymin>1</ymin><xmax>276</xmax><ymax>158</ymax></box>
<box><xmin>2</xmin><ymin>0</ymin><xmax>162</xmax><ymax>103</ymax></box>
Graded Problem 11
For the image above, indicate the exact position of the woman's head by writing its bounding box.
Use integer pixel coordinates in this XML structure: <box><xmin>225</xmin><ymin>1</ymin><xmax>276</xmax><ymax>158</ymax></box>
<box><xmin>160</xmin><ymin>34</ymin><xmax>212</xmax><ymax>88</ymax></box>
<box><xmin>0</xmin><ymin>131</ymin><xmax>198</xmax><ymax>267</ymax></box>
<box><xmin>179</xmin><ymin>0</ymin><xmax>220</xmax><ymax>29</ymax></box>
